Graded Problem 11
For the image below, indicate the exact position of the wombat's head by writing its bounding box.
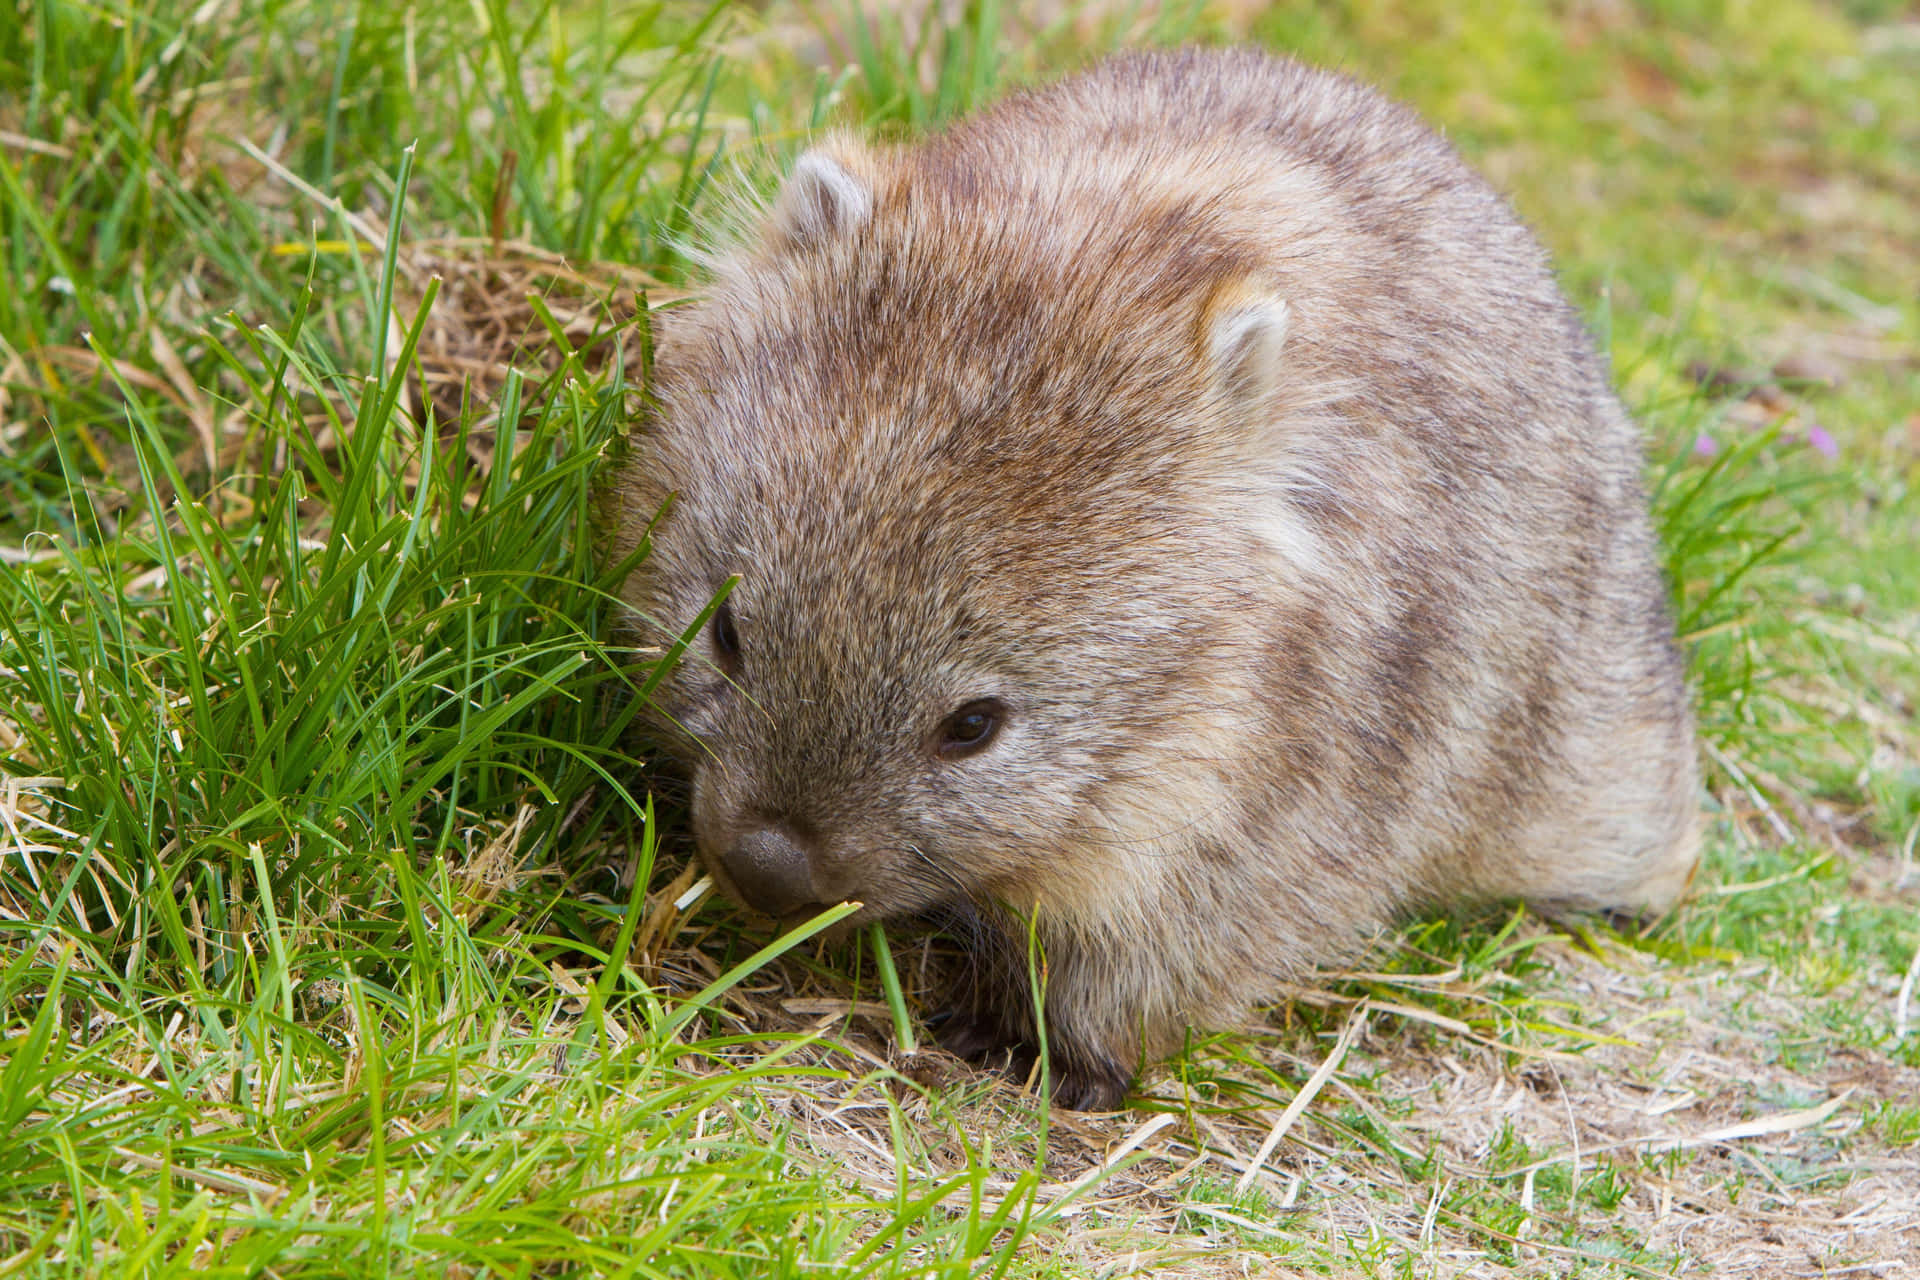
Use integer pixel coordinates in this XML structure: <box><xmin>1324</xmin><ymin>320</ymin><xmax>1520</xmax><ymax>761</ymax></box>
<box><xmin>607</xmin><ymin>137</ymin><xmax>1319</xmax><ymax>927</ymax></box>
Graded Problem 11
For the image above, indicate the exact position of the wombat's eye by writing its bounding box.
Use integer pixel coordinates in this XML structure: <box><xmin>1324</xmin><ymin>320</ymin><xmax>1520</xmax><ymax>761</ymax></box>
<box><xmin>936</xmin><ymin>698</ymin><xmax>1004</xmax><ymax>759</ymax></box>
<box><xmin>711</xmin><ymin>601</ymin><xmax>741</xmax><ymax>666</ymax></box>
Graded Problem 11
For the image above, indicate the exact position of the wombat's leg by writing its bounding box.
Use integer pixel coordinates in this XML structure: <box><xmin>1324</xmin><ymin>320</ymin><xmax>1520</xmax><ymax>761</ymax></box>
<box><xmin>1034</xmin><ymin>938</ymin><xmax>1141</xmax><ymax>1110</ymax></box>
<box><xmin>929</xmin><ymin>904</ymin><xmax>1039</xmax><ymax>1069</ymax></box>
<box><xmin>934</xmin><ymin>999</ymin><xmax>1134</xmax><ymax>1110</ymax></box>
<box><xmin>930</xmin><ymin>906</ymin><xmax>1135</xmax><ymax>1110</ymax></box>
<box><xmin>1046</xmin><ymin>1035</ymin><xmax>1134</xmax><ymax>1111</ymax></box>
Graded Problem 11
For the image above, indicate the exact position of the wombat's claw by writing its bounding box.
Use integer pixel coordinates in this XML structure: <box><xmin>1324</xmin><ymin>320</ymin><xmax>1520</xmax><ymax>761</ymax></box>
<box><xmin>1051</xmin><ymin>1062</ymin><xmax>1130</xmax><ymax>1112</ymax></box>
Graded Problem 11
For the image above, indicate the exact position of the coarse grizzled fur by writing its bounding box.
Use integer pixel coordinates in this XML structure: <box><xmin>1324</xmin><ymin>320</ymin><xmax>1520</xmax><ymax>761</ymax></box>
<box><xmin>598</xmin><ymin>47</ymin><xmax>1701</xmax><ymax>1109</ymax></box>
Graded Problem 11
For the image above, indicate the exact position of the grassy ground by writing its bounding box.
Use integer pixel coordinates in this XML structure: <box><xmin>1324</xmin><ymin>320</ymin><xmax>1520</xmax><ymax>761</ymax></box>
<box><xmin>2</xmin><ymin>1</ymin><xmax>1916</xmax><ymax>1276</ymax></box>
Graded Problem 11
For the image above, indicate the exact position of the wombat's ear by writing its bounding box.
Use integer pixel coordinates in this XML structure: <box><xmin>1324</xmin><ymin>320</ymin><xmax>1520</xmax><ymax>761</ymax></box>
<box><xmin>769</xmin><ymin>143</ymin><xmax>874</xmax><ymax>251</ymax></box>
<box><xmin>1203</xmin><ymin>280</ymin><xmax>1290</xmax><ymax>412</ymax></box>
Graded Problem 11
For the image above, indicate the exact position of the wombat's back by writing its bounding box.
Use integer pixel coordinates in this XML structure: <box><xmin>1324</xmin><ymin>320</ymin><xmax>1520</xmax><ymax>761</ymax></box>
<box><xmin>605</xmin><ymin>49</ymin><xmax>1699</xmax><ymax>1107</ymax></box>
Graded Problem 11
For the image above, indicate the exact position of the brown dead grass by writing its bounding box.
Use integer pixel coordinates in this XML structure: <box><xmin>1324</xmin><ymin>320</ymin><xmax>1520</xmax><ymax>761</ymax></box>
<box><xmin>719</xmin><ymin>933</ymin><xmax>1917</xmax><ymax>1277</ymax></box>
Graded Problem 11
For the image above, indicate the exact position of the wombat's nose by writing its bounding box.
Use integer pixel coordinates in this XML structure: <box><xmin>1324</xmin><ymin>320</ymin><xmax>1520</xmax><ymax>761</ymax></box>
<box><xmin>720</xmin><ymin>826</ymin><xmax>822</xmax><ymax>917</ymax></box>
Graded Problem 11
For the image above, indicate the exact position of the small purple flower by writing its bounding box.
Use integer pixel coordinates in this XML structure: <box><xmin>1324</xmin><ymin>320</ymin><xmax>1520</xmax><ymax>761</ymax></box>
<box><xmin>1806</xmin><ymin>424</ymin><xmax>1838</xmax><ymax>458</ymax></box>
<box><xmin>1693</xmin><ymin>432</ymin><xmax>1718</xmax><ymax>457</ymax></box>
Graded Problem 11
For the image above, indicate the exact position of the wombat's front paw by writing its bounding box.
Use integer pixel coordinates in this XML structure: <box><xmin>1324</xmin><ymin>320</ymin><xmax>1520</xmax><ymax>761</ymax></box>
<box><xmin>1050</xmin><ymin>1058</ymin><xmax>1131</xmax><ymax>1112</ymax></box>
<box><xmin>933</xmin><ymin>1008</ymin><xmax>1131</xmax><ymax>1110</ymax></box>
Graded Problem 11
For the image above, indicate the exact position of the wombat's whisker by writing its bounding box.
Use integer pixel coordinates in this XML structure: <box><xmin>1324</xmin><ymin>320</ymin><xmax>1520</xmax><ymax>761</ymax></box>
<box><xmin>903</xmin><ymin>841</ymin><xmax>970</xmax><ymax>900</ymax></box>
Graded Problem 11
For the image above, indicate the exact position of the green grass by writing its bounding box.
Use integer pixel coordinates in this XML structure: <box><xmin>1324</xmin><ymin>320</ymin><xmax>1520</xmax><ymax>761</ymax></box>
<box><xmin>4</xmin><ymin>0</ymin><xmax>1918</xmax><ymax>1276</ymax></box>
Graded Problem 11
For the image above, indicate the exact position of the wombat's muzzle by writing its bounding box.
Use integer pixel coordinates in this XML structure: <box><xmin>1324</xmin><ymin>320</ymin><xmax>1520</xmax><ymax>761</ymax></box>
<box><xmin>719</xmin><ymin>825</ymin><xmax>823</xmax><ymax>917</ymax></box>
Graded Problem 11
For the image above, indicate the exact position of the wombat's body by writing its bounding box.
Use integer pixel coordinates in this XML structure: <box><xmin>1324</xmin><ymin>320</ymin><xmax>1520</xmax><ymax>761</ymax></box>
<box><xmin>602</xmin><ymin>49</ymin><xmax>1699</xmax><ymax>1108</ymax></box>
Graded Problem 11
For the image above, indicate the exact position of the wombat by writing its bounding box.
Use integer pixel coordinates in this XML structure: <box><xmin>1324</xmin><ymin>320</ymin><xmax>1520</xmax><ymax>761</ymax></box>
<box><xmin>600</xmin><ymin>48</ymin><xmax>1700</xmax><ymax>1109</ymax></box>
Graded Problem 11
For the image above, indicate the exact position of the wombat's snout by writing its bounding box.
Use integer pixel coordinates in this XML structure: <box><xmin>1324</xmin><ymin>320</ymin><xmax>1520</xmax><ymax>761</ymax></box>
<box><xmin>719</xmin><ymin>825</ymin><xmax>823</xmax><ymax>917</ymax></box>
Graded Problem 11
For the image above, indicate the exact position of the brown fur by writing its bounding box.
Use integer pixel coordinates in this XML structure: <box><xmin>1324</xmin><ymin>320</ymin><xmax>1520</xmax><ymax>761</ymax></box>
<box><xmin>599</xmin><ymin>48</ymin><xmax>1700</xmax><ymax>1109</ymax></box>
